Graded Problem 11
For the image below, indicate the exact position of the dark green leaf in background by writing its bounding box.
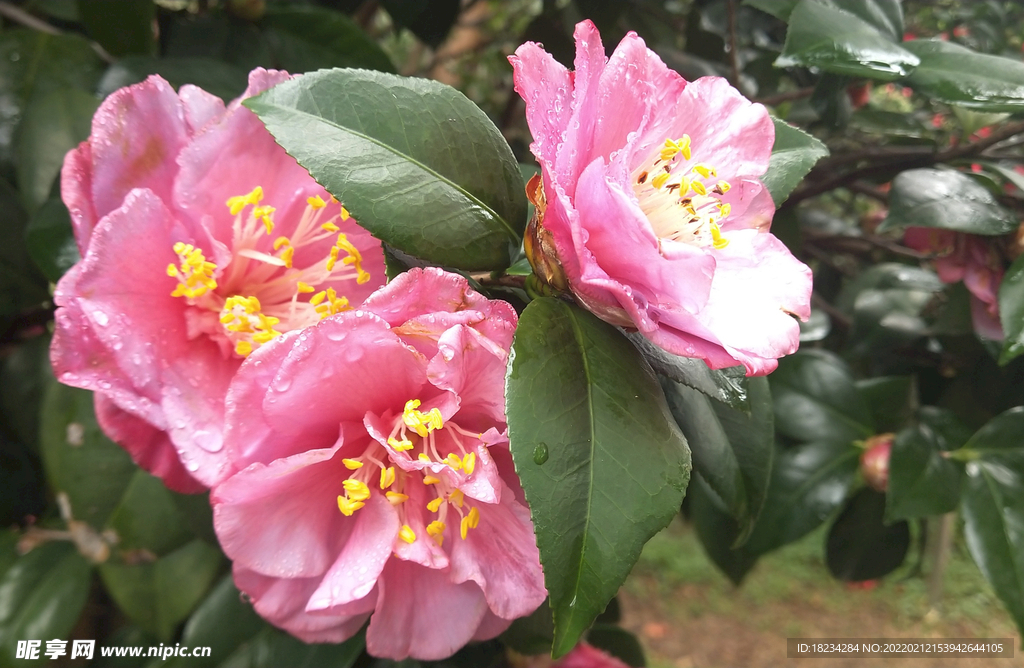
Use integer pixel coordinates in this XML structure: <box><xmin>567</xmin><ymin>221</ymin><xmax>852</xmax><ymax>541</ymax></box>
<box><xmin>248</xmin><ymin>68</ymin><xmax>526</xmax><ymax>270</ymax></box>
<box><xmin>856</xmin><ymin>376</ymin><xmax>914</xmax><ymax>433</ymax></box>
<box><xmin>776</xmin><ymin>0</ymin><xmax>918</xmax><ymax>80</ymax></box>
<box><xmin>886</xmin><ymin>422</ymin><xmax>963</xmax><ymax>522</ymax></box>
<box><xmin>826</xmin><ymin>488</ymin><xmax>910</xmax><ymax>581</ymax></box>
<box><xmin>381</xmin><ymin>0</ymin><xmax>461</xmax><ymax>48</ymax></box>
<box><xmin>219</xmin><ymin>627</ymin><xmax>364</xmax><ymax>668</ymax></box>
<box><xmin>105</xmin><ymin>471</ymin><xmax>196</xmax><ymax>556</ymax></box>
<box><xmin>960</xmin><ymin>408</ymin><xmax>1024</xmax><ymax>636</ymax></box>
<box><xmin>763</xmin><ymin>117</ymin><xmax>829</xmax><ymax>206</ymax></box>
<box><xmin>770</xmin><ymin>350</ymin><xmax>874</xmax><ymax>444</ymax></box>
<box><xmin>78</xmin><ymin>0</ymin><xmax>155</xmax><ymax>57</ymax></box>
<box><xmin>837</xmin><ymin>264</ymin><xmax>943</xmax><ymax>354</ymax></box>
<box><xmin>746</xmin><ymin>439</ymin><xmax>860</xmax><ymax>554</ymax></box>
<box><xmin>662</xmin><ymin>377</ymin><xmax>773</xmax><ymax>545</ymax></box>
<box><xmin>904</xmin><ymin>39</ymin><xmax>1024</xmax><ymax>113</ymax></box>
<box><xmin>624</xmin><ymin>332</ymin><xmax>749</xmax><ymax>411</ymax></box>
<box><xmin>260</xmin><ymin>5</ymin><xmax>396</xmax><ymax>74</ymax></box>
<box><xmin>24</xmin><ymin>197</ymin><xmax>79</xmax><ymax>282</ymax></box>
<box><xmin>163</xmin><ymin>574</ymin><xmax>263</xmax><ymax>668</ymax></box>
<box><xmin>0</xmin><ymin>335</ymin><xmax>51</xmax><ymax>449</ymax></box>
<box><xmin>689</xmin><ymin>475</ymin><xmax>761</xmax><ymax>585</ymax></box>
<box><xmin>0</xmin><ymin>542</ymin><xmax>91</xmax><ymax>666</ymax></box>
<box><xmin>15</xmin><ymin>87</ymin><xmax>99</xmax><ymax>212</ymax></box>
<box><xmin>39</xmin><ymin>384</ymin><xmax>138</xmax><ymax>529</ymax></box>
<box><xmin>745</xmin><ymin>0</ymin><xmax>902</xmax><ymax>37</ymax></box>
<box><xmin>999</xmin><ymin>253</ymin><xmax>1024</xmax><ymax>364</ymax></box>
<box><xmin>881</xmin><ymin>168</ymin><xmax>1018</xmax><ymax>236</ymax></box>
<box><xmin>98</xmin><ymin>57</ymin><xmax>250</xmax><ymax>103</ymax></box>
<box><xmin>586</xmin><ymin>625</ymin><xmax>646</xmax><ymax>667</ymax></box>
<box><xmin>0</xmin><ymin>178</ymin><xmax>48</xmax><ymax>331</ymax></box>
<box><xmin>506</xmin><ymin>299</ymin><xmax>691</xmax><ymax>657</ymax></box>
<box><xmin>99</xmin><ymin>539</ymin><xmax>223</xmax><ymax>641</ymax></box>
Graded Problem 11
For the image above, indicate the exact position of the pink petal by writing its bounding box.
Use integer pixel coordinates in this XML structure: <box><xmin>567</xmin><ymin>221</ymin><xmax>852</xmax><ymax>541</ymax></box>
<box><xmin>61</xmin><ymin>142</ymin><xmax>97</xmax><ymax>252</ymax></box>
<box><xmin>307</xmin><ymin>492</ymin><xmax>399</xmax><ymax>611</ymax></box>
<box><xmin>472</xmin><ymin>610</ymin><xmax>513</xmax><ymax>641</ymax></box>
<box><xmin>212</xmin><ymin>439</ymin><xmax>353</xmax><ymax>578</ymax></box>
<box><xmin>362</xmin><ymin>268</ymin><xmax>494</xmax><ymax>328</ymax></box>
<box><xmin>508</xmin><ymin>40</ymin><xmax>574</xmax><ymax>169</ymax></box>
<box><xmin>553</xmin><ymin>20</ymin><xmax>607</xmax><ymax>185</ymax></box>
<box><xmin>178</xmin><ymin>84</ymin><xmax>226</xmax><ymax>134</ymax></box>
<box><xmin>366</xmin><ymin>559</ymin><xmax>488</xmax><ymax>661</ymax></box>
<box><xmin>93</xmin><ymin>394</ymin><xmax>203</xmax><ymax>493</ymax></box>
<box><xmin>234</xmin><ymin>566</ymin><xmax>371</xmax><ymax>644</ymax></box>
<box><xmin>390</xmin><ymin>480</ymin><xmax>449</xmax><ymax>570</ymax></box>
<box><xmin>427</xmin><ymin>324</ymin><xmax>509</xmax><ymax>426</ymax></box>
<box><xmin>555</xmin><ymin>643</ymin><xmax>631</xmax><ymax>668</ymax></box>
<box><xmin>450</xmin><ymin>482</ymin><xmax>546</xmax><ymax>620</ymax></box>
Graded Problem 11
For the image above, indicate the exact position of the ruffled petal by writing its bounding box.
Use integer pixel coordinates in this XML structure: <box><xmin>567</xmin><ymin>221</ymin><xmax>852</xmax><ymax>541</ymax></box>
<box><xmin>508</xmin><ymin>40</ymin><xmax>574</xmax><ymax>169</ymax></box>
<box><xmin>61</xmin><ymin>142</ymin><xmax>97</xmax><ymax>252</ymax></box>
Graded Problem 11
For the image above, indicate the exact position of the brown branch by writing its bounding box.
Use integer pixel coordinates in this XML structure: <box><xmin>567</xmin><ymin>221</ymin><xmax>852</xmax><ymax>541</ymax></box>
<box><xmin>787</xmin><ymin>119</ymin><xmax>1024</xmax><ymax>206</ymax></box>
<box><xmin>811</xmin><ymin>292</ymin><xmax>851</xmax><ymax>330</ymax></box>
<box><xmin>754</xmin><ymin>87</ymin><xmax>814</xmax><ymax>107</ymax></box>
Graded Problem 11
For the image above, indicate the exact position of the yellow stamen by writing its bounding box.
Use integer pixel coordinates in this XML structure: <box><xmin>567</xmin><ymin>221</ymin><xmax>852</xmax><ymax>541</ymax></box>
<box><xmin>280</xmin><ymin>246</ymin><xmax>294</xmax><ymax>269</ymax></box>
<box><xmin>337</xmin><ymin>495</ymin><xmax>364</xmax><ymax>516</ymax></box>
<box><xmin>309</xmin><ymin>291</ymin><xmax>327</xmax><ymax>307</ymax></box>
<box><xmin>716</xmin><ymin>180</ymin><xmax>732</xmax><ymax>194</ymax></box>
<box><xmin>333</xmin><ymin>233</ymin><xmax>370</xmax><ymax>284</ymax></box>
<box><xmin>273</xmin><ymin>236</ymin><xmax>290</xmax><ymax>251</ymax></box>
<box><xmin>651</xmin><ymin>172</ymin><xmax>670</xmax><ymax>190</ymax></box>
<box><xmin>718</xmin><ymin>203</ymin><xmax>732</xmax><ymax>218</ymax></box>
<box><xmin>427</xmin><ymin>497</ymin><xmax>444</xmax><ymax>513</ymax></box>
<box><xmin>694</xmin><ymin>164</ymin><xmax>716</xmax><ymax>179</ymax></box>
<box><xmin>386</xmin><ymin>491</ymin><xmax>408</xmax><ymax>505</ymax></box>
<box><xmin>445</xmin><ymin>453</ymin><xmax>463</xmax><ymax>470</ymax></box>
<box><xmin>691</xmin><ymin>180</ymin><xmax>707</xmax><ymax>196</ymax></box>
<box><xmin>342</xmin><ymin>458</ymin><xmax>363</xmax><ymax>470</ymax></box>
<box><xmin>321</xmin><ymin>222</ymin><xmax>339</xmax><ymax>232</ymax></box>
<box><xmin>467</xmin><ymin>506</ymin><xmax>480</xmax><ymax>529</ymax></box>
<box><xmin>169</xmin><ymin>243</ymin><xmax>218</xmax><ymax>300</ymax></box>
<box><xmin>463</xmin><ymin>452</ymin><xmax>476</xmax><ymax>476</ymax></box>
<box><xmin>403</xmin><ymin>400</ymin><xmax>444</xmax><ymax>438</ymax></box>
<box><xmin>235</xmin><ymin>341</ymin><xmax>252</xmax><ymax>356</ymax></box>
<box><xmin>418</xmin><ymin>453</ymin><xmax>431</xmax><ymax>463</ymax></box>
<box><xmin>297</xmin><ymin>282</ymin><xmax>315</xmax><ymax>293</ymax></box>
<box><xmin>388</xmin><ymin>436</ymin><xmax>414</xmax><ymax>451</ymax></box>
<box><xmin>307</xmin><ymin>195</ymin><xmax>327</xmax><ymax>209</ymax></box>
<box><xmin>226</xmin><ymin>186</ymin><xmax>263</xmax><ymax>216</ymax></box>
<box><xmin>423</xmin><ymin>475</ymin><xmax>441</xmax><ymax>485</ymax></box>
<box><xmin>399</xmin><ymin>525</ymin><xmax>416</xmax><ymax>544</ymax></box>
<box><xmin>380</xmin><ymin>466</ymin><xmax>396</xmax><ymax>489</ymax></box>
<box><xmin>340</xmin><ymin>206</ymin><xmax>350</xmax><ymax>220</ymax></box>
<box><xmin>449</xmin><ymin>489</ymin><xmax>464</xmax><ymax>508</ymax></box>
<box><xmin>710</xmin><ymin>222</ymin><xmax>730</xmax><ymax>250</ymax></box>
<box><xmin>427</xmin><ymin>520</ymin><xmax>445</xmax><ymax>545</ymax></box>
<box><xmin>342</xmin><ymin>479</ymin><xmax>370</xmax><ymax>501</ymax></box>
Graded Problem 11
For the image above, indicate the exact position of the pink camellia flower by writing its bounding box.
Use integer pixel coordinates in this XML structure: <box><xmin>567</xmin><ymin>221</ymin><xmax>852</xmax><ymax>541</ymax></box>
<box><xmin>211</xmin><ymin>268</ymin><xmax>546</xmax><ymax>660</ymax></box>
<box><xmin>51</xmin><ymin>70</ymin><xmax>385</xmax><ymax>491</ymax></box>
<box><xmin>903</xmin><ymin>227</ymin><xmax>1004</xmax><ymax>340</ymax></box>
<box><xmin>552</xmin><ymin>644</ymin><xmax>631</xmax><ymax>668</ymax></box>
<box><xmin>509</xmin><ymin>21</ymin><xmax>811</xmax><ymax>376</ymax></box>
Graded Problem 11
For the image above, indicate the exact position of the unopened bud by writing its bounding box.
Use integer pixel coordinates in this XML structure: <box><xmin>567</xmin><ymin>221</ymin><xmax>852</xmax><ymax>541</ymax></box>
<box><xmin>860</xmin><ymin>433</ymin><xmax>893</xmax><ymax>492</ymax></box>
<box><xmin>524</xmin><ymin>172</ymin><xmax>569</xmax><ymax>294</ymax></box>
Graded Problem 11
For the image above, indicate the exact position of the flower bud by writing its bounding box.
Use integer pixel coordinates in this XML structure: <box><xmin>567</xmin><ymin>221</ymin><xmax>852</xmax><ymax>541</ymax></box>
<box><xmin>860</xmin><ymin>433</ymin><xmax>893</xmax><ymax>492</ymax></box>
<box><xmin>523</xmin><ymin>172</ymin><xmax>569</xmax><ymax>293</ymax></box>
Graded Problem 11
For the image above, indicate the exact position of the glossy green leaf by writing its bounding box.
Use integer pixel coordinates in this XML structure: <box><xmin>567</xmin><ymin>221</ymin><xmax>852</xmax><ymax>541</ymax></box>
<box><xmin>880</xmin><ymin>168</ymin><xmax>1018</xmax><ymax>236</ymax></box>
<box><xmin>499</xmin><ymin>603</ymin><xmax>554</xmax><ymax>655</ymax></box>
<box><xmin>886</xmin><ymin>423</ymin><xmax>963</xmax><ymax>522</ymax></box>
<box><xmin>903</xmin><ymin>40</ymin><xmax>1024</xmax><ymax>112</ymax></box>
<box><xmin>260</xmin><ymin>5</ymin><xmax>395</xmax><ymax>73</ymax></box>
<box><xmin>763</xmin><ymin>117</ymin><xmax>829</xmax><ymax>205</ymax></box>
<box><xmin>624</xmin><ymin>332</ymin><xmax>748</xmax><ymax>411</ymax></box>
<box><xmin>0</xmin><ymin>542</ymin><xmax>91</xmax><ymax>665</ymax></box>
<box><xmin>219</xmin><ymin>627</ymin><xmax>364</xmax><ymax>668</ymax></box>
<box><xmin>586</xmin><ymin>625</ymin><xmax>646</xmax><ymax>667</ymax></box>
<box><xmin>506</xmin><ymin>298</ymin><xmax>691</xmax><ymax>657</ymax></box>
<box><xmin>746</xmin><ymin>439</ymin><xmax>860</xmax><ymax>554</ymax></box>
<box><xmin>15</xmin><ymin>87</ymin><xmax>99</xmax><ymax>212</ymax></box>
<box><xmin>960</xmin><ymin>407</ymin><xmax>1024</xmax><ymax>636</ymax></box>
<box><xmin>689</xmin><ymin>475</ymin><xmax>760</xmax><ymax>585</ymax></box>
<box><xmin>163</xmin><ymin>575</ymin><xmax>263</xmax><ymax>668</ymax></box>
<box><xmin>838</xmin><ymin>264</ymin><xmax>943</xmax><ymax>354</ymax></box>
<box><xmin>247</xmin><ymin>68</ymin><xmax>526</xmax><ymax>270</ymax></box>
<box><xmin>99</xmin><ymin>539</ymin><xmax>223</xmax><ymax>641</ymax></box>
<box><xmin>0</xmin><ymin>178</ymin><xmax>48</xmax><ymax>326</ymax></box>
<box><xmin>39</xmin><ymin>384</ymin><xmax>138</xmax><ymax>530</ymax></box>
<box><xmin>24</xmin><ymin>197</ymin><xmax>79</xmax><ymax>282</ymax></box>
<box><xmin>743</xmin><ymin>0</ymin><xmax>798</xmax><ymax>21</ymax></box>
<box><xmin>826</xmin><ymin>488</ymin><xmax>910</xmax><ymax>581</ymax></box>
<box><xmin>769</xmin><ymin>350</ymin><xmax>874</xmax><ymax>444</ymax></box>
<box><xmin>856</xmin><ymin>376</ymin><xmax>914</xmax><ymax>433</ymax></box>
<box><xmin>0</xmin><ymin>435</ymin><xmax>45</xmax><ymax>527</ymax></box>
<box><xmin>776</xmin><ymin>0</ymin><xmax>918</xmax><ymax>80</ymax></box>
<box><xmin>999</xmin><ymin>254</ymin><xmax>1024</xmax><ymax>364</ymax></box>
<box><xmin>0</xmin><ymin>30</ymin><xmax>103</xmax><ymax>168</ymax></box>
<box><xmin>78</xmin><ymin>0</ymin><xmax>155</xmax><ymax>57</ymax></box>
<box><xmin>0</xmin><ymin>335</ymin><xmax>50</xmax><ymax>448</ymax></box>
<box><xmin>98</xmin><ymin>57</ymin><xmax>249</xmax><ymax>102</ymax></box>
<box><xmin>745</xmin><ymin>0</ymin><xmax>902</xmax><ymax>38</ymax></box>
<box><xmin>105</xmin><ymin>471</ymin><xmax>195</xmax><ymax>556</ymax></box>
<box><xmin>662</xmin><ymin>377</ymin><xmax>773</xmax><ymax>544</ymax></box>
<box><xmin>381</xmin><ymin>0</ymin><xmax>460</xmax><ymax>48</ymax></box>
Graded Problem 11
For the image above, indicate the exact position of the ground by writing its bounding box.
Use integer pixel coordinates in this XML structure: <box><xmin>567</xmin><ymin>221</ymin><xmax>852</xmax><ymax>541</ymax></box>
<box><xmin>619</xmin><ymin>518</ymin><xmax>1018</xmax><ymax>668</ymax></box>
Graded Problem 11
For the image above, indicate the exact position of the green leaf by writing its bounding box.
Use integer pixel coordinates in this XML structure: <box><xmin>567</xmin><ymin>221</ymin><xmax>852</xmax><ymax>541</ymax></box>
<box><xmin>769</xmin><ymin>350</ymin><xmax>874</xmax><ymax>444</ymax></box>
<box><xmin>999</xmin><ymin>253</ymin><xmax>1024</xmax><ymax>364</ymax></box>
<box><xmin>0</xmin><ymin>178</ymin><xmax>48</xmax><ymax>326</ymax></box>
<box><xmin>0</xmin><ymin>335</ymin><xmax>51</xmax><ymax>448</ymax></box>
<box><xmin>0</xmin><ymin>30</ymin><xmax>104</xmax><ymax>168</ymax></box>
<box><xmin>219</xmin><ymin>627</ymin><xmax>364</xmax><ymax>668</ymax></box>
<box><xmin>960</xmin><ymin>407</ymin><xmax>1024</xmax><ymax>636</ymax></box>
<box><xmin>99</xmin><ymin>539</ymin><xmax>223</xmax><ymax>641</ymax></box>
<box><xmin>762</xmin><ymin>117</ymin><xmax>829</xmax><ymax>205</ymax></box>
<box><xmin>744</xmin><ymin>0</ymin><xmax>903</xmax><ymax>37</ymax></box>
<box><xmin>15</xmin><ymin>87</ymin><xmax>100</xmax><ymax>212</ymax></box>
<box><xmin>743</xmin><ymin>0</ymin><xmax>798</xmax><ymax>21</ymax></box>
<box><xmin>880</xmin><ymin>168</ymin><xmax>1018</xmax><ymax>236</ymax></box>
<box><xmin>261</xmin><ymin>5</ymin><xmax>395</xmax><ymax>73</ymax></box>
<box><xmin>499</xmin><ymin>604</ymin><xmax>553</xmax><ymax>655</ymax></box>
<box><xmin>886</xmin><ymin>423</ymin><xmax>963</xmax><ymax>522</ymax></box>
<box><xmin>105</xmin><ymin>471</ymin><xmax>196</xmax><ymax>556</ymax></box>
<box><xmin>247</xmin><ymin>68</ymin><xmax>526</xmax><ymax>270</ymax></box>
<box><xmin>826</xmin><ymin>488</ymin><xmax>909</xmax><ymax>581</ymax></box>
<box><xmin>39</xmin><ymin>384</ymin><xmax>138</xmax><ymax>529</ymax></box>
<box><xmin>746</xmin><ymin>439</ymin><xmax>860</xmax><ymax>554</ymax></box>
<box><xmin>623</xmin><ymin>332</ymin><xmax>748</xmax><ymax>411</ymax></box>
<box><xmin>78</xmin><ymin>0</ymin><xmax>155</xmax><ymax>57</ymax></box>
<box><xmin>506</xmin><ymin>299</ymin><xmax>691</xmax><ymax>657</ymax></box>
<box><xmin>381</xmin><ymin>0</ymin><xmax>460</xmax><ymax>48</ymax></box>
<box><xmin>0</xmin><ymin>542</ymin><xmax>91</xmax><ymax>665</ymax></box>
<box><xmin>586</xmin><ymin>625</ymin><xmax>646</xmax><ymax>667</ymax></box>
<box><xmin>163</xmin><ymin>575</ymin><xmax>264</xmax><ymax>668</ymax></box>
<box><xmin>24</xmin><ymin>197</ymin><xmax>79</xmax><ymax>282</ymax></box>
<box><xmin>903</xmin><ymin>39</ymin><xmax>1024</xmax><ymax>113</ymax></box>
<box><xmin>856</xmin><ymin>376</ymin><xmax>914</xmax><ymax>433</ymax></box>
<box><xmin>662</xmin><ymin>377</ymin><xmax>773</xmax><ymax>544</ymax></box>
<box><xmin>688</xmin><ymin>475</ymin><xmax>760</xmax><ymax>584</ymax></box>
<box><xmin>98</xmin><ymin>57</ymin><xmax>250</xmax><ymax>103</ymax></box>
<box><xmin>775</xmin><ymin>0</ymin><xmax>918</xmax><ymax>80</ymax></box>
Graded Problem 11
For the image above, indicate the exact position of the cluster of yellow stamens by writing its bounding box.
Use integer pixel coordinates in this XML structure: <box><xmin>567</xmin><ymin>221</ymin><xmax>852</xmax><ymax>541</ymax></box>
<box><xmin>167</xmin><ymin>243</ymin><xmax>218</xmax><ymax>299</ymax></box>
<box><xmin>337</xmin><ymin>399</ymin><xmax>486</xmax><ymax>548</ymax></box>
<box><xmin>633</xmin><ymin>135</ymin><xmax>734</xmax><ymax>250</ymax></box>
<box><xmin>219</xmin><ymin>296</ymin><xmax>282</xmax><ymax>356</ymax></box>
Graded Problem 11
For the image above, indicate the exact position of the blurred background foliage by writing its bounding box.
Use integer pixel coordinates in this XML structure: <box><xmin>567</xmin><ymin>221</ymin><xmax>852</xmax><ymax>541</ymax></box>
<box><xmin>1</xmin><ymin>0</ymin><xmax>1024</xmax><ymax>666</ymax></box>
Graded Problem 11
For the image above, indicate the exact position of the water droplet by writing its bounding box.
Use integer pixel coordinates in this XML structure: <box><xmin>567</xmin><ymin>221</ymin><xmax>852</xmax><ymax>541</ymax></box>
<box><xmin>533</xmin><ymin>442</ymin><xmax>549</xmax><ymax>465</ymax></box>
<box><xmin>271</xmin><ymin>374</ymin><xmax>293</xmax><ymax>392</ymax></box>
<box><xmin>193</xmin><ymin>429</ymin><xmax>223</xmax><ymax>453</ymax></box>
<box><xmin>92</xmin><ymin>310</ymin><xmax>109</xmax><ymax>327</ymax></box>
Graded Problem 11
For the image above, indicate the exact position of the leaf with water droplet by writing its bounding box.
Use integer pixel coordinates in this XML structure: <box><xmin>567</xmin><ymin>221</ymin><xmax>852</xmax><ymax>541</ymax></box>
<box><xmin>533</xmin><ymin>442</ymin><xmax>549</xmax><ymax>465</ymax></box>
